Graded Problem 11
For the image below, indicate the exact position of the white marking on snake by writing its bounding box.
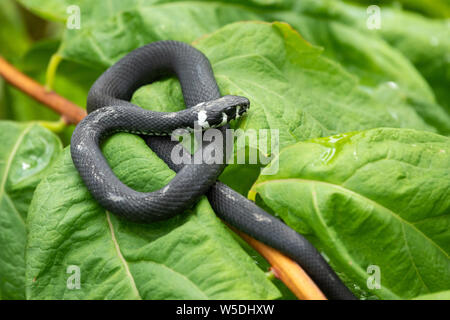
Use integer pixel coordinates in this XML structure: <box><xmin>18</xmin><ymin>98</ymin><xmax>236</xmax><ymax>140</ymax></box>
<box><xmin>107</xmin><ymin>192</ymin><xmax>125</xmax><ymax>203</ymax></box>
<box><xmin>235</xmin><ymin>106</ymin><xmax>240</xmax><ymax>119</ymax></box>
<box><xmin>225</xmin><ymin>193</ymin><xmax>236</xmax><ymax>201</ymax></box>
<box><xmin>161</xmin><ymin>185</ymin><xmax>170</xmax><ymax>194</ymax></box>
<box><xmin>252</xmin><ymin>212</ymin><xmax>272</xmax><ymax>223</ymax></box>
<box><xmin>197</xmin><ymin>110</ymin><xmax>210</xmax><ymax>128</ymax></box>
<box><xmin>162</xmin><ymin>113</ymin><xmax>177</xmax><ymax>118</ymax></box>
<box><xmin>219</xmin><ymin>112</ymin><xmax>228</xmax><ymax>126</ymax></box>
<box><xmin>76</xmin><ymin>142</ymin><xmax>85</xmax><ymax>152</ymax></box>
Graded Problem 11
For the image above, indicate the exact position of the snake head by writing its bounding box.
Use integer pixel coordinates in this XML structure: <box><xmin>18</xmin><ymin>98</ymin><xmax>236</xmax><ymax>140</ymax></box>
<box><xmin>196</xmin><ymin>95</ymin><xmax>250</xmax><ymax>129</ymax></box>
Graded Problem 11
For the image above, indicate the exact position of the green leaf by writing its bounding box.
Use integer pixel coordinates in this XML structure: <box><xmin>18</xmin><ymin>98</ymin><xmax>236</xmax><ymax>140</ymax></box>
<box><xmin>0</xmin><ymin>0</ymin><xmax>30</xmax><ymax>119</ymax></box>
<box><xmin>290</xmin><ymin>0</ymin><xmax>450</xmax><ymax>114</ymax></box>
<box><xmin>58</xmin><ymin>1</ymin><xmax>263</xmax><ymax>68</ymax></box>
<box><xmin>16</xmin><ymin>0</ymin><xmax>70</xmax><ymax>21</ymax></box>
<box><xmin>0</xmin><ymin>121</ymin><xmax>62</xmax><ymax>299</ymax></box>
<box><xmin>376</xmin><ymin>8</ymin><xmax>450</xmax><ymax>114</ymax></box>
<box><xmin>26</xmin><ymin>134</ymin><xmax>280</xmax><ymax>299</ymax></box>
<box><xmin>413</xmin><ymin>290</ymin><xmax>450</xmax><ymax>300</ymax></box>
<box><xmin>3</xmin><ymin>40</ymin><xmax>102</xmax><ymax>144</ymax></box>
<box><xmin>345</xmin><ymin>0</ymin><xmax>450</xmax><ymax>19</ymax></box>
<box><xmin>250</xmin><ymin>128</ymin><xmax>450</xmax><ymax>299</ymax></box>
<box><xmin>17</xmin><ymin>0</ymin><xmax>139</xmax><ymax>22</ymax></box>
<box><xmin>268</xmin><ymin>11</ymin><xmax>434</xmax><ymax>100</ymax></box>
<box><xmin>133</xmin><ymin>22</ymin><xmax>437</xmax><ymax>153</ymax></box>
<box><xmin>16</xmin><ymin>0</ymin><xmax>288</xmax><ymax>23</ymax></box>
<box><xmin>266</xmin><ymin>10</ymin><xmax>450</xmax><ymax>134</ymax></box>
<box><xmin>0</xmin><ymin>0</ymin><xmax>30</xmax><ymax>61</ymax></box>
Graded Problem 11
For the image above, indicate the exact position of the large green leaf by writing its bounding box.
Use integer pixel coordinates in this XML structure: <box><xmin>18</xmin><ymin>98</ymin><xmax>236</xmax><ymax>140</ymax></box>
<box><xmin>289</xmin><ymin>0</ymin><xmax>450</xmax><ymax>114</ymax></box>
<box><xmin>26</xmin><ymin>134</ymin><xmax>279</xmax><ymax>299</ymax></box>
<box><xmin>376</xmin><ymin>8</ymin><xmax>450</xmax><ymax>115</ymax></box>
<box><xmin>266</xmin><ymin>11</ymin><xmax>450</xmax><ymax>134</ymax></box>
<box><xmin>0</xmin><ymin>121</ymin><xmax>62</xmax><ymax>299</ymax></box>
<box><xmin>250</xmin><ymin>128</ymin><xmax>450</xmax><ymax>299</ymax></box>
<box><xmin>268</xmin><ymin>11</ymin><xmax>433</xmax><ymax>100</ymax></box>
<box><xmin>132</xmin><ymin>21</ymin><xmax>437</xmax><ymax>153</ymax></box>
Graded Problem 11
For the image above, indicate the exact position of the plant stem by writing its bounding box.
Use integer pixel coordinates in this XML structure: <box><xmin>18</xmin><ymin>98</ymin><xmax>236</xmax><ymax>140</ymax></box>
<box><xmin>0</xmin><ymin>56</ymin><xmax>86</xmax><ymax>125</ymax></box>
<box><xmin>38</xmin><ymin>117</ymin><xmax>67</xmax><ymax>133</ymax></box>
<box><xmin>45</xmin><ymin>53</ymin><xmax>63</xmax><ymax>91</ymax></box>
<box><xmin>230</xmin><ymin>225</ymin><xmax>326</xmax><ymax>300</ymax></box>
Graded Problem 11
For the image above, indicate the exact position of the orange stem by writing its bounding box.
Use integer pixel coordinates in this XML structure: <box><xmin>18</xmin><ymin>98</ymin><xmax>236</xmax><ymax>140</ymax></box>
<box><xmin>230</xmin><ymin>226</ymin><xmax>326</xmax><ymax>300</ymax></box>
<box><xmin>0</xmin><ymin>56</ymin><xmax>86</xmax><ymax>124</ymax></box>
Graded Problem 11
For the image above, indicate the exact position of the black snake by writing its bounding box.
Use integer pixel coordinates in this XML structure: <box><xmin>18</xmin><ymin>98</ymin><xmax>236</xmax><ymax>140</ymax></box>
<box><xmin>70</xmin><ymin>41</ymin><xmax>355</xmax><ymax>300</ymax></box>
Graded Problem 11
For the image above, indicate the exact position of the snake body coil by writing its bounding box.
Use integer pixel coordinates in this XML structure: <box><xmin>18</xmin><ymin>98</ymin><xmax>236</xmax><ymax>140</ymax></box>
<box><xmin>71</xmin><ymin>41</ymin><xmax>355</xmax><ymax>300</ymax></box>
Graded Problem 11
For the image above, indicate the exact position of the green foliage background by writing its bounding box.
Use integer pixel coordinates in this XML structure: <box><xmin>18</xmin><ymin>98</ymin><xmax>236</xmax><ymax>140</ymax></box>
<box><xmin>0</xmin><ymin>0</ymin><xmax>449</xmax><ymax>300</ymax></box>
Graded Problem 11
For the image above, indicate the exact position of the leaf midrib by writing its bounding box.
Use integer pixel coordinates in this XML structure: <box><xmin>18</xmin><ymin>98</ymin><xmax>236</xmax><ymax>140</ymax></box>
<box><xmin>0</xmin><ymin>124</ymin><xmax>32</xmax><ymax>226</ymax></box>
<box><xmin>105</xmin><ymin>211</ymin><xmax>142</xmax><ymax>300</ymax></box>
<box><xmin>310</xmin><ymin>185</ymin><xmax>399</xmax><ymax>299</ymax></box>
<box><xmin>105</xmin><ymin>211</ymin><xmax>210</xmax><ymax>300</ymax></box>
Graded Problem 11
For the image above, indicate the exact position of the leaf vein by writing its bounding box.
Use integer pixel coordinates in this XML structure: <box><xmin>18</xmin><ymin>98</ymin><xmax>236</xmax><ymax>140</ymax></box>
<box><xmin>105</xmin><ymin>211</ymin><xmax>142</xmax><ymax>300</ymax></box>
